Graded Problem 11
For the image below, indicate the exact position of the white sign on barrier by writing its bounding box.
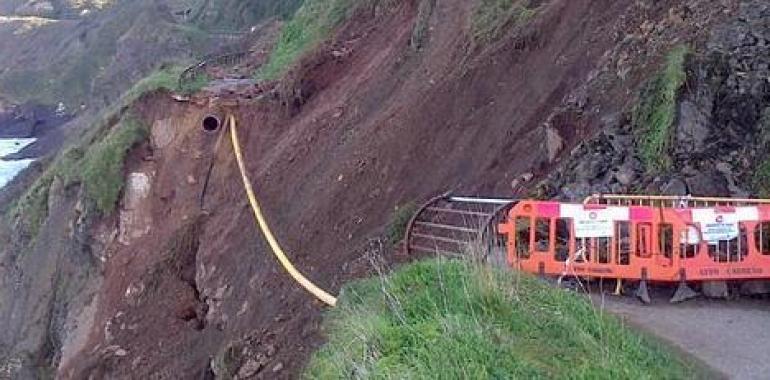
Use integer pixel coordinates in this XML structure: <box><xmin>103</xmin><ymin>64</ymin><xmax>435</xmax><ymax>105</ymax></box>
<box><xmin>561</xmin><ymin>205</ymin><xmax>629</xmax><ymax>238</ymax></box>
<box><xmin>574</xmin><ymin>218</ymin><xmax>613</xmax><ymax>238</ymax></box>
<box><xmin>691</xmin><ymin>208</ymin><xmax>757</xmax><ymax>242</ymax></box>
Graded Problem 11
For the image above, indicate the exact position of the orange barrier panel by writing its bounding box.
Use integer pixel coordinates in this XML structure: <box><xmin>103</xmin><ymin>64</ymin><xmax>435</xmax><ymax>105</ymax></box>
<box><xmin>498</xmin><ymin>200</ymin><xmax>770</xmax><ymax>283</ymax></box>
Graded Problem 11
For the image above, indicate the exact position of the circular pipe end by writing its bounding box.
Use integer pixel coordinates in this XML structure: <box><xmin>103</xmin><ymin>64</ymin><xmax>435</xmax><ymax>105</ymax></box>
<box><xmin>202</xmin><ymin>115</ymin><xmax>221</xmax><ymax>132</ymax></box>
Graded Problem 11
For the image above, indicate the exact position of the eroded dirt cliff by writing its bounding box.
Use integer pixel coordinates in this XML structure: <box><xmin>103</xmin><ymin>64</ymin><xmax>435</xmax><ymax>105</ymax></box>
<box><xmin>0</xmin><ymin>0</ymin><xmax>755</xmax><ymax>378</ymax></box>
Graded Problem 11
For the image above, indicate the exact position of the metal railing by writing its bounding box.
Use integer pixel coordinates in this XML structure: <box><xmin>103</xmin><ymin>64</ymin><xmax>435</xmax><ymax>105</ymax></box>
<box><xmin>405</xmin><ymin>194</ymin><xmax>517</xmax><ymax>260</ymax></box>
<box><xmin>177</xmin><ymin>50</ymin><xmax>250</xmax><ymax>91</ymax></box>
<box><xmin>584</xmin><ymin>194</ymin><xmax>770</xmax><ymax>208</ymax></box>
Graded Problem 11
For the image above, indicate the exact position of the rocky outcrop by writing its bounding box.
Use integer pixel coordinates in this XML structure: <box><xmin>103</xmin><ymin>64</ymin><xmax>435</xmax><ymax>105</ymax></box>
<box><xmin>538</xmin><ymin>1</ymin><xmax>770</xmax><ymax>199</ymax></box>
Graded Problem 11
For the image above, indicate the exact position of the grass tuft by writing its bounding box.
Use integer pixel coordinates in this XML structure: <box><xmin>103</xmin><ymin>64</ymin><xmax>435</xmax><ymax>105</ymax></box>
<box><xmin>633</xmin><ymin>45</ymin><xmax>690</xmax><ymax>172</ymax></box>
<box><xmin>386</xmin><ymin>202</ymin><xmax>417</xmax><ymax>246</ymax></box>
<box><xmin>305</xmin><ymin>258</ymin><xmax>698</xmax><ymax>379</ymax></box>
<box><xmin>753</xmin><ymin>160</ymin><xmax>770</xmax><ymax>198</ymax></box>
<box><xmin>472</xmin><ymin>0</ymin><xmax>538</xmax><ymax>44</ymax></box>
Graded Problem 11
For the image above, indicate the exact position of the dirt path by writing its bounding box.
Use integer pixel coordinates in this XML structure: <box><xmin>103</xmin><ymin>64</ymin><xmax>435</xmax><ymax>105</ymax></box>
<box><xmin>593</xmin><ymin>294</ymin><xmax>770</xmax><ymax>380</ymax></box>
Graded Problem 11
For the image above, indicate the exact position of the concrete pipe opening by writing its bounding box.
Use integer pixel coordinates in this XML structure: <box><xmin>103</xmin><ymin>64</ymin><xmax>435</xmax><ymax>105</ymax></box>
<box><xmin>202</xmin><ymin>115</ymin><xmax>221</xmax><ymax>132</ymax></box>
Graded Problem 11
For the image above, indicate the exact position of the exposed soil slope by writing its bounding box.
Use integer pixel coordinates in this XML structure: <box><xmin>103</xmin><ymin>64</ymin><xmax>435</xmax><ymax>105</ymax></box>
<box><xmin>42</xmin><ymin>0</ymin><xmax>741</xmax><ymax>378</ymax></box>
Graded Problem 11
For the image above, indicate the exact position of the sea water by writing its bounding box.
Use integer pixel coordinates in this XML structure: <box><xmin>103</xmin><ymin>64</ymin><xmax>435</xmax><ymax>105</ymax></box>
<box><xmin>0</xmin><ymin>138</ymin><xmax>35</xmax><ymax>189</ymax></box>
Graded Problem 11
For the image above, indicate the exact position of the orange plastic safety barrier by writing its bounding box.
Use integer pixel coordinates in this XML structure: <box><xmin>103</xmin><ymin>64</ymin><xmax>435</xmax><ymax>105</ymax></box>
<box><xmin>498</xmin><ymin>200</ymin><xmax>770</xmax><ymax>283</ymax></box>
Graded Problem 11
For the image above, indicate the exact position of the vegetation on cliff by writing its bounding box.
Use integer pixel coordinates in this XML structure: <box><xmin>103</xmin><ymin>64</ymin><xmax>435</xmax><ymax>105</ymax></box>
<box><xmin>632</xmin><ymin>45</ymin><xmax>690</xmax><ymax>172</ymax></box>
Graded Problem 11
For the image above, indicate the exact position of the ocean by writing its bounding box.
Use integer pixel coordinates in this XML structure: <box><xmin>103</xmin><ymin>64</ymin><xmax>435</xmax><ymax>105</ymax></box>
<box><xmin>0</xmin><ymin>138</ymin><xmax>35</xmax><ymax>189</ymax></box>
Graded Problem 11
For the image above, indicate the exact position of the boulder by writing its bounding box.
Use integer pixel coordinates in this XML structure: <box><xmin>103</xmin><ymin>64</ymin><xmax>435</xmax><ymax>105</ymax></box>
<box><xmin>661</xmin><ymin>178</ymin><xmax>688</xmax><ymax>195</ymax></box>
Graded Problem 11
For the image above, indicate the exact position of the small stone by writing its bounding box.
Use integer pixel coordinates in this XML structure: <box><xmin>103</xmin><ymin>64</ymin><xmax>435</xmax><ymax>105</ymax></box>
<box><xmin>272</xmin><ymin>362</ymin><xmax>284</xmax><ymax>373</ymax></box>
<box><xmin>265</xmin><ymin>344</ymin><xmax>276</xmax><ymax>357</ymax></box>
<box><xmin>237</xmin><ymin>359</ymin><xmax>264</xmax><ymax>378</ymax></box>
<box><xmin>115</xmin><ymin>348</ymin><xmax>128</xmax><ymax>357</ymax></box>
<box><xmin>187</xmin><ymin>175</ymin><xmax>197</xmax><ymax>184</ymax></box>
<box><xmin>614</xmin><ymin>165</ymin><xmax>636</xmax><ymax>186</ymax></box>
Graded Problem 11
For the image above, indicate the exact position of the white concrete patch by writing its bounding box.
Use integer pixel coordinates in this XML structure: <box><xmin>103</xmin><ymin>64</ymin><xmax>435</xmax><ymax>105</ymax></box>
<box><xmin>118</xmin><ymin>172</ymin><xmax>153</xmax><ymax>245</ymax></box>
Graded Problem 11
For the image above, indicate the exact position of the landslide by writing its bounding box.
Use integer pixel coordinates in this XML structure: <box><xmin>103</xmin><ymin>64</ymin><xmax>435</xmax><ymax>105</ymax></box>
<box><xmin>0</xmin><ymin>0</ymin><xmax>743</xmax><ymax>378</ymax></box>
<box><xmin>57</xmin><ymin>0</ymin><xmax>737</xmax><ymax>378</ymax></box>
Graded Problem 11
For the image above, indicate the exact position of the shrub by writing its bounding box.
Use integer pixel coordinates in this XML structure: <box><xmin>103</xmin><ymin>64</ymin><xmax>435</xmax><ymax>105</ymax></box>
<box><xmin>633</xmin><ymin>45</ymin><xmax>690</xmax><ymax>172</ymax></box>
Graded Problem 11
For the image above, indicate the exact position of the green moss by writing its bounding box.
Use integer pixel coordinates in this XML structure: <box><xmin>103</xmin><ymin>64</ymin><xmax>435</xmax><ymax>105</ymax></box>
<box><xmin>633</xmin><ymin>45</ymin><xmax>690</xmax><ymax>172</ymax></box>
<box><xmin>472</xmin><ymin>0</ymin><xmax>538</xmax><ymax>44</ymax></box>
<box><xmin>305</xmin><ymin>259</ymin><xmax>699</xmax><ymax>379</ymax></box>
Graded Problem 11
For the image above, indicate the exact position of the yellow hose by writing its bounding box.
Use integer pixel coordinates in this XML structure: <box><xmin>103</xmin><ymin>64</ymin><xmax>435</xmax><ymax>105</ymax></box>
<box><xmin>228</xmin><ymin>115</ymin><xmax>337</xmax><ymax>307</ymax></box>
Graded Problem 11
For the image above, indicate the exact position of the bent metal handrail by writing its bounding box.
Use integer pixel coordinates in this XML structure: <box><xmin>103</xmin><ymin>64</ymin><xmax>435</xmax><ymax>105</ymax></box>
<box><xmin>177</xmin><ymin>50</ymin><xmax>250</xmax><ymax>91</ymax></box>
<box><xmin>405</xmin><ymin>194</ymin><xmax>517</xmax><ymax>258</ymax></box>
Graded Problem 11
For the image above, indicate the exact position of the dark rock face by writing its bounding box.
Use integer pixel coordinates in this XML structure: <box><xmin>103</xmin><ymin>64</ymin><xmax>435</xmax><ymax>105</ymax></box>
<box><xmin>539</xmin><ymin>1</ymin><xmax>770</xmax><ymax>199</ymax></box>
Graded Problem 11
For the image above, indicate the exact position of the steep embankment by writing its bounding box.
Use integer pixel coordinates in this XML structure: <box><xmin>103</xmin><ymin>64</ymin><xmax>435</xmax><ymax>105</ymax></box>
<box><xmin>46</xmin><ymin>0</ymin><xmax>737</xmax><ymax>378</ymax></box>
<box><xmin>0</xmin><ymin>0</ymin><xmax>753</xmax><ymax>378</ymax></box>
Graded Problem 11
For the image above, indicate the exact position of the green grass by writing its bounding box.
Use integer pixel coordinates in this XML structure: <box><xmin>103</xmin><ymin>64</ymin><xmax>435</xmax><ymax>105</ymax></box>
<box><xmin>124</xmin><ymin>64</ymin><xmax>209</xmax><ymax>102</ymax></box>
<box><xmin>255</xmin><ymin>0</ymin><xmax>354</xmax><ymax>80</ymax></box>
<box><xmin>752</xmin><ymin>109</ymin><xmax>770</xmax><ymax>197</ymax></box>
<box><xmin>305</xmin><ymin>258</ymin><xmax>698</xmax><ymax>379</ymax></box>
<box><xmin>256</xmin><ymin>0</ymin><xmax>398</xmax><ymax>81</ymax></box>
<box><xmin>633</xmin><ymin>45</ymin><xmax>690</xmax><ymax>172</ymax></box>
<box><xmin>472</xmin><ymin>0</ymin><xmax>538</xmax><ymax>43</ymax></box>
<box><xmin>79</xmin><ymin>116</ymin><xmax>148</xmax><ymax>214</ymax></box>
<box><xmin>6</xmin><ymin>115</ymin><xmax>147</xmax><ymax>242</ymax></box>
<box><xmin>753</xmin><ymin>159</ymin><xmax>770</xmax><ymax>198</ymax></box>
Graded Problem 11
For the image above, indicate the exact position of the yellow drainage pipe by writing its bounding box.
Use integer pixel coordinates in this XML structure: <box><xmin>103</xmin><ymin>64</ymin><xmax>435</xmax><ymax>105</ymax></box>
<box><xmin>228</xmin><ymin>115</ymin><xmax>337</xmax><ymax>307</ymax></box>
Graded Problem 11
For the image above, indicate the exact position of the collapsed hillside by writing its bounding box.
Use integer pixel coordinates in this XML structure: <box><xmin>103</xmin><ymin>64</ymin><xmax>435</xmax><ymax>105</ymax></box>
<box><xmin>0</xmin><ymin>0</ymin><xmax>764</xmax><ymax>378</ymax></box>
